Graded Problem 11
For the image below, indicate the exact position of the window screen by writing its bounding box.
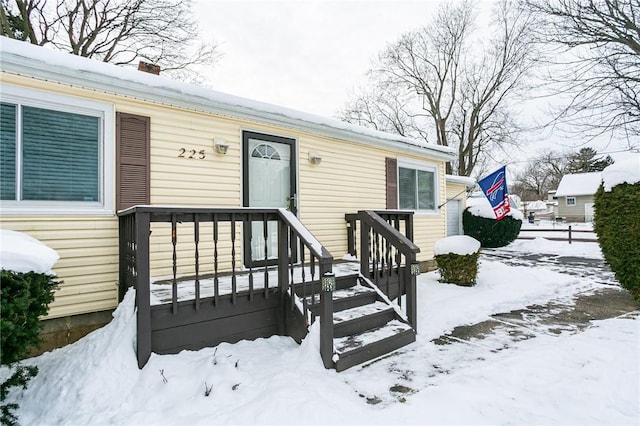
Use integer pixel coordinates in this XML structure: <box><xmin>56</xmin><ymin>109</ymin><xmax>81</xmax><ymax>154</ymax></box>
<box><xmin>1</xmin><ymin>103</ymin><xmax>100</xmax><ymax>202</ymax></box>
<box><xmin>399</xmin><ymin>166</ymin><xmax>436</xmax><ymax>211</ymax></box>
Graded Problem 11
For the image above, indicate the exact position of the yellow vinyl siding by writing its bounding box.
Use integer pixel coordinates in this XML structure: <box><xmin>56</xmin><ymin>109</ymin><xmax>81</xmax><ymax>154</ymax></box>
<box><xmin>298</xmin><ymin>135</ymin><xmax>447</xmax><ymax>261</ymax></box>
<box><xmin>0</xmin><ymin>216</ymin><xmax>118</xmax><ymax>319</ymax></box>
<box><xmin>2</xmin><ymin>72</ymin><xmax>450</xmax><ymax>319</ymax></box>
<box><xmin>446</xmin><ymin>182</ymin><xmax>468</xmax><ymax>218</ymax></box>
<box><xmin>446</xmin><ymin>182</ymin><xmax>467</xmax><ymax>204</ymax></box>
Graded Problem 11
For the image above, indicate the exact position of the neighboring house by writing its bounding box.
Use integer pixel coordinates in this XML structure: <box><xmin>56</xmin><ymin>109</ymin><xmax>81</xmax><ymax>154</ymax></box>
<box><xmin>445</xmin><ymin>175</ymin><xmax>476</xmax><ymax>236</ymax></box>
<box><xmin>524</xmin><ymin>199</ymin><xmax>556</xmax><ymax>220</ymax></box>
<box><xmin>554</xmin><ymin>172</ymin><xmax>602</xmax><ymax>222</ymax></box>
<box><xmin>0</xmin><ymin>39</ymin><xmax>457</xmax><ymax>370</ymax></box>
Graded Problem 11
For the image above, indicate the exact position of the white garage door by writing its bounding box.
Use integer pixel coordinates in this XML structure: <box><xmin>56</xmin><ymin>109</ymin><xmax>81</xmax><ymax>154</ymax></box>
<box><xmin>447</xmin><ymin>199</ymin><xmax>462</xmax><ymax>236</ymax></box>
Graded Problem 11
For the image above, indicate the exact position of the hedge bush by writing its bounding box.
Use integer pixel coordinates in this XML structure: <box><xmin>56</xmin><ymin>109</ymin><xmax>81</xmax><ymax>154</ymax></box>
<box><xmin>593</xmin><ymin>182</ymin><xmax>640</xmax><ymax>301</ymax></box>
<box><xmin>462</xmin><ymin>208</ymin><xmax>522</xmax><ymax>248</ymax></box>
<box><xmin>1</xmin><ymin>270</ymin><xmax>57</xmax><ymax>426</ymax></box>
<box><xmin>1</xmin><ymin>270</ymin><xmax>58</xmax><ymax>365</ymax></box>
<box><xmin>435</xmin><ymin>252</ymin><xmax>480</xmax><ymax>286</ymax></box>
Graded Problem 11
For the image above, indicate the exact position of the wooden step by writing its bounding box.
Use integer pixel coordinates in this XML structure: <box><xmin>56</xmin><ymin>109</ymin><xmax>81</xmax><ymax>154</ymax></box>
<box><xmin>333</xmin><ymin>302</ymin><xmax>395</xmax><ymax>338</ymax></box>
<box><xmin>306</xmin><ymin>284</ymin><xmax>378</xmax><ymax>313</ymax></box>
<box><xmin>333</xmin><ymin>320</ymin><xmax>416</xmax><ymax>372</ymax></box>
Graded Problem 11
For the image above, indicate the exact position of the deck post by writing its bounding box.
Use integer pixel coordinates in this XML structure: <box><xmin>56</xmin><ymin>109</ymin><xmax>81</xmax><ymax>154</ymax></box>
<box><xmin>407</xmin><ymin>258</ymin><xmax>419</xmax><ymax>332</ymax></box>
<box><xmin>118</xmin><ymin>215</ymin><xmax>128</xmax><ymax>302</ymax></box>
<box><xmin>405</xmin><ymin>213</ymin><xmax>414</xmax><ymax>242</ymax></box>
<box><xmin>277</xmin><ymin>218</ymin><xmax>289</xmax><ymax>335</ymax></box>
<box><xmin>346</xmin><ymin>220</ymin><xmax>355</xmax><ymax>257</ymax></box>
<box><xmin>135</xmin><ymin>210</ymin><xmax>152</xmax><ymax>369</ymax></box>
<box><xmin>320</xmin><ymin>269</ymin><xmax>335</xmax><ymax>369</ymax></box>
<box><xmin>359</xmin><ymin>213</ymin><xmax>370</xmax><ymax>277</ymax></box>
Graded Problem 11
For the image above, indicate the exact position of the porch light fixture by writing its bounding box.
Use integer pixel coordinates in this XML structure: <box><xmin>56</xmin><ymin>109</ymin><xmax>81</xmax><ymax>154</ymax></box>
<box><xmin>308</xmin><ymin>151</ymin><xmax>322</xmax><ymax>165</ymax></box>
<box><xmin>410</xmin><ymin>262</ymin><xmax>421</xmax><ymax>276</ymax></box>
<box><xmin>321</xmin><ymin>272</ymin><xmax>336</xmax><ymax>292</ymax></box>
<box><xmin>214</xmin><ymin>139</ymin><xmax>229</xmax><ymax>155</ymax></box>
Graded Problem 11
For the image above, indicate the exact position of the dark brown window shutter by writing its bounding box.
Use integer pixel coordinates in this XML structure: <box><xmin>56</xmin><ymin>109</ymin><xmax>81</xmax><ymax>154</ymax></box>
<box><xmin>116</xmin><ymin>112</ymin><xmax>150</xmax><ymax>211</ymax></box>
<box><xmin>386</xmin><ymin>157</ymin><xmax>397</xmax><ymax>209</ymax></box>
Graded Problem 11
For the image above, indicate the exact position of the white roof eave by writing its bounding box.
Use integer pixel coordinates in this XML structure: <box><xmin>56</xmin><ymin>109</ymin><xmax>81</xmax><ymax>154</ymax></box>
<box><xmin>445</xmin><ymin>174</ymin><xmax>476</xmax><ymax>187</ymax></box>
<box><xmin>0</xmin><ymin>46</ymin><xmax>457</xmax><ymax>162</ymax></box>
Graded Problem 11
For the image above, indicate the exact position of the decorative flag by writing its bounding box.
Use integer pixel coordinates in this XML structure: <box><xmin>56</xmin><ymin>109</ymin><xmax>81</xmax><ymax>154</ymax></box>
<box><xmin>478</xmin><ymin>166</ymin><xmax>511</xmax><ymax>220</ymax></box>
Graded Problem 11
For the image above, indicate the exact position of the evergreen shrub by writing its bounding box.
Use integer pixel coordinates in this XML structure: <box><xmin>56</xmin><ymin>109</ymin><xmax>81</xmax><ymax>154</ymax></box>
<box><xmin>1</xmin><ymin>270</ymin><xmax>57</xmax><ymax>426</ymax></box>
<box><xmin>593</xmin><ymin>182</ymin><xmax>640</xmax><ymax>301</ymax></box>
<box><xmin>435</xmin><ymin>252</ymin><xmax>479</xmax><ymax>286</ymax></box>
<box><xmin>1</xmin><ymin>270</ymin><xmax>58</xmax><ymax>365</ymax></box>
<box><xmin>462</xmin><ymin>208</ymin><xmax>522</xmax><ymax>248</ymax></box>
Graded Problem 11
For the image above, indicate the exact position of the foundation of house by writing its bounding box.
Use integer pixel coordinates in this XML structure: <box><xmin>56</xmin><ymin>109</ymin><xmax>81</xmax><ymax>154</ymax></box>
<box><xmin>31</xmin><ymin>310</ymin><xmax>114</xmax><ymax>357</ymax></box>
<box><xmin>419</xmin><ymin>259</ymin><xmax>437</xmax><ymax>273</ymax></box>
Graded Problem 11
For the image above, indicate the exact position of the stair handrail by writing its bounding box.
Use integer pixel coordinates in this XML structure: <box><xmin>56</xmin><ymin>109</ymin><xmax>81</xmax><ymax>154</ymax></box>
<box><xmin>358</xmin><ymin>210</ymin><xmax>420</xmax><ymax>330</ymax></box>
<box><xmin>345</xmin><ymin>210</ymin><xmax>414</xmax><ymax>257</ymax></box>
<box><xmin>277</xmin><ymin>208</ymin><xmax>335</xmax><ymax>369</ymax></box>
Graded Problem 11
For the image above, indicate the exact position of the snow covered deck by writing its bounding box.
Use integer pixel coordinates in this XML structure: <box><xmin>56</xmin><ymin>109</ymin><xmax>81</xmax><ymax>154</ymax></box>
<box><xmin>149</xmin><ymin>261</ymin><xmax>361</xmax><ymax>305</ymax></box>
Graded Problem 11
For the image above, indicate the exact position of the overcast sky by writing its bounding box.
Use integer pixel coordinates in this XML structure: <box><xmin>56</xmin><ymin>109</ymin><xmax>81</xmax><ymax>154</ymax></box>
<box><xmin>192</xmin><ymin>0</ymin><xmax>634</xmax><ymax>164</ymax></box>
<box><xmin>194</xmin><ymin>0</ymin><xmax>449</xmax><ymax>117</ymax></box>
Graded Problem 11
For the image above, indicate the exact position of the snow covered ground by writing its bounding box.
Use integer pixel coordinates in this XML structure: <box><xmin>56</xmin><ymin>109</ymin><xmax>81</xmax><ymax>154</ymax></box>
<box><xmin>2</xmin><ymin>239</ymin><xmax>639</xmax><ymax>425</ymax></box>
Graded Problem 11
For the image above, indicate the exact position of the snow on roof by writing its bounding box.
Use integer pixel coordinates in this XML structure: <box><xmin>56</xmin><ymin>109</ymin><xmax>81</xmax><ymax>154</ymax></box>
<box><xmin>554</xmin><ymin>172</ymin><xmax>602</xmax><ymax>197</ymax></box>
<box><xmin>445</xmin><ymin>174</ymin><xmax>476</xmax><ymax>187</ymax></box>
<box><xmin>602</xmin><ymin>154</ymin><xmax>640</xmax><ymax>191</ymax></box>
<box><xmin>526</xmin><ymin>200</ymin><xmax>547</xmax><ymax>211</ymax></box>
<box><xmin>0</xmin><ymin>38</ymin><xmax>456</xmax><ymax>161</ymax></box>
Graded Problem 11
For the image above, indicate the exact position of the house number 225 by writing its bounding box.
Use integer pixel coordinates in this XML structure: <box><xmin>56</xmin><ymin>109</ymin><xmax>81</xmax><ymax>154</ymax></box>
<box><xmin>178</xmin><ymin>148</ymin><xmax>206</xmax><ymax>159</ymax></box>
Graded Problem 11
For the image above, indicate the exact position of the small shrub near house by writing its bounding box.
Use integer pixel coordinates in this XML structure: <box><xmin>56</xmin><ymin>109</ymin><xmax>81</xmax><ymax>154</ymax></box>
<box><xmin>1</xmin><ymin>271</ymin><xmax>58</xmax><ymax>365</ymax></box>
<box><xmin>434</xmin><ymin>235</ymin><xmax>481</xmax><ymax>286</ymax></box>
<box><xmin>594</xmin><ymin>182</ymin><xmax>640</xmax><ymax>301</ymax></box>
<box><xmin>1</xmin><ymin>270</ymin><xmax>58</xmax><ymax>426</ymax></box>
<box><xmin>463</xmin><ymin>208</ymin><xmax>522</xmax><ymax>248</ymax></box>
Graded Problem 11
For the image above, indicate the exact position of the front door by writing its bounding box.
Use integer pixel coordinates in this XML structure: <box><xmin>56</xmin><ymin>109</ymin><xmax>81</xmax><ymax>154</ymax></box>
<box><xmin>243</xmin><ymin>131</ymin><xmax>297</xmax><ymax>266</ymax></box>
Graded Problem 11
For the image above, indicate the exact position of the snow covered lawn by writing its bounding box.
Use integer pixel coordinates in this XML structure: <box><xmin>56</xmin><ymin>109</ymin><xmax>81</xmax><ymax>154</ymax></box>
<box><xmin>3</xmin><ymin>239</ymin><xmax>639</xmax><ymax>425</ymax></box>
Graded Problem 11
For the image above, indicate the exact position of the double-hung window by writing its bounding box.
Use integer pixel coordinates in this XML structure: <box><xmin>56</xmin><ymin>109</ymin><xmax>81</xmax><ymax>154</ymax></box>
<box><xmin>0</xmin><ymin>85</ymin><xmax>113</xmax><ymax>214</ymax></box>
<box><xmin>398</xmin><ymin>159</ymin><xmax>438</xmax><ymax>212</ymax></box>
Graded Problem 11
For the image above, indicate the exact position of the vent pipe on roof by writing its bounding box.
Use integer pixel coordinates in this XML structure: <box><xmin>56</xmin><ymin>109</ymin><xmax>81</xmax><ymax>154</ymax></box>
<box><xmin>138</xmin><ymin>61</ymin><xmax>160</xmax><ymax>75</ymax></box>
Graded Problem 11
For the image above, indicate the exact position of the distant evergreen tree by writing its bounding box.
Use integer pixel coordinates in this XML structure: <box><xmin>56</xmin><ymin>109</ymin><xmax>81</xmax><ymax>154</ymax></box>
<box><xmin>567</xmin><ymin>147</ymin><xmax>614</xmax><ymax>173</ymax></box>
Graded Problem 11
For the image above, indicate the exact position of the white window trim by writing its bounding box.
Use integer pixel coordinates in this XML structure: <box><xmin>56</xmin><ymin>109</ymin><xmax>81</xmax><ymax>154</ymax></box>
<box><xmin>397</xmin><ymin>158</ymin><xmax>440</xmax><ymax>214</ymax></box>
<box><xmin>566</xmin><ymin>196</ymin><xmax>576</xmax><ymax>207</ymax></box>
<box><xmin>0</xmin><ymin>84</ymin><xmax>114</xmax><ymax>216</ymax></box>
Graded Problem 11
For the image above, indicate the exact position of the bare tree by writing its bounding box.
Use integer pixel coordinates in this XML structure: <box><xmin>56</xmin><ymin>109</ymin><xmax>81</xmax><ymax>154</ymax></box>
<box><xmin>339</xmin><ymin>0</ymin><xmax>537</xmax><ymax>176</ymax></box>
<box><xmin>524</xmin><ymin>0</ymin><xmax>640</xmax><ymax>139</ymax></box>
<box><xmin>0</xmin><ymin>0</ymin><xmax>219</xmax><ymax>81</ymax></box>
<box><xmin>512</xmin><ymin>161</ymin><xmax>555</xmax><ymax>200</ymax></box>
<box><xmin>512</xmin><ymin>149</ymin><xmax>569</xmax><ymax>199</ymax></box>
<box><xmin>0</xmin><ymin>0</ymin><xmax>56</xmax><ymax>44</ymax></box>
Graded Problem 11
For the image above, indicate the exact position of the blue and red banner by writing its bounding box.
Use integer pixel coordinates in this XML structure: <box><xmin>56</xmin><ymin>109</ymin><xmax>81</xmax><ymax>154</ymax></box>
<box><xmin>478</xmin><ymin>166</ymin><xmax>511</xmax><ymax>220</ymax></box>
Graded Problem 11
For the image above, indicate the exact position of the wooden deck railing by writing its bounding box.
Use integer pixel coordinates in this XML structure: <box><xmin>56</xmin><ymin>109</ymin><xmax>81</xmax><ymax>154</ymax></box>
<box><xmin>358</xmin><ymin>210</ymin><xmax>421</xmax><ymax>330</ymax></box>
<box><xmin>118</xmin><ymin>206</ymin><xmax>334</xmax><ymax>368</ymax></box>
<box><xmin>345</xmin><ymin>210</ymin><xmax>414</xmax><ymax>258</ymax></box>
